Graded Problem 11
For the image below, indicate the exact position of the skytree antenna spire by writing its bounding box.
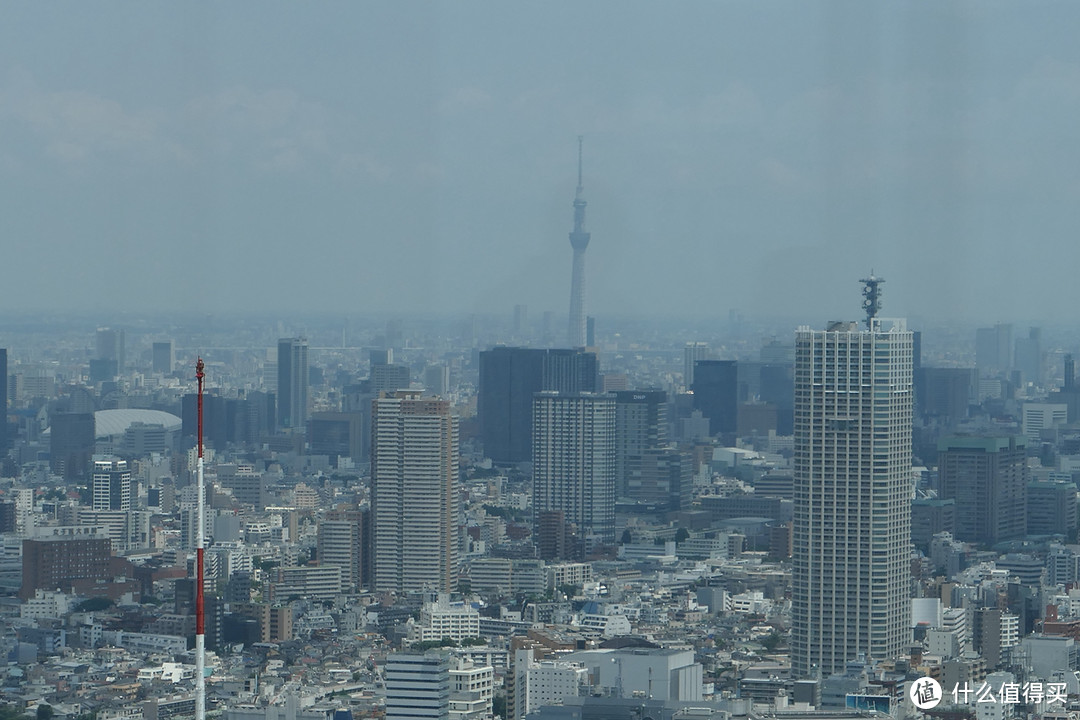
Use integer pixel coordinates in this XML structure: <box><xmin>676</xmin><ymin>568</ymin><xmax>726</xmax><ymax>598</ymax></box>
<box><xmin>567</xmin><ymin>136</ymin><xmax>590</xmax><ymax>347</ymax></box>
<box><xmin>576</xmin><ymin>135</ymin><xmax>584</xmax><ymax>198</ymax></box>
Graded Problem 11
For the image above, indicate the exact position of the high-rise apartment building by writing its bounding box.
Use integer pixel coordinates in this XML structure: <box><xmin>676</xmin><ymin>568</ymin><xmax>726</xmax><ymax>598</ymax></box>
<box><xmin>372</xmin><ymin>391</ymin><xmax>460</xmax><ymax>593</ymax></box>
<box><xmin>277</xmin><ymin>337</ymin><xmax>309</xmax><ymax>430</ymax></box>
<box><xmin>318</xmin><ymin>506</ymin><xmax>365</xmax><ymax>593</ymax></box>
<box><xmin>938</xmin><ymin>436</ymin><xmax>1027</xmax><ymax>545</ymax></box>
<box><xmin>791</xmin><ymin>319</ymin><xmax>913</xmax><ymax>678</ymax></box>
<box><xmin>478</xmin><ymin>347</ymin><xmax>598</xmax><ymax>464</ymax></box>
<box><xmin>91</xmin><ymin>456</ymin><xmax>132</xmax><ymax>512</ymax></box>
<box><xmin>532</xmin><ymin>392</ymin><xmax>616</xmax><ymax>548</ymax></box>
<box><xmin>613</xmin><ymin>390</ymin><xmax>667</xmax><ymax>499</ymax></box>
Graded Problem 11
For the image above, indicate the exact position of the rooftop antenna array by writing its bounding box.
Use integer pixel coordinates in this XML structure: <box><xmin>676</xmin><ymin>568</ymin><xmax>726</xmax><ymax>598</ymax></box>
<box><xmin>860</xmin><ymin>272</ymin><xmax>884</xmax><ymax>329</ymax></box>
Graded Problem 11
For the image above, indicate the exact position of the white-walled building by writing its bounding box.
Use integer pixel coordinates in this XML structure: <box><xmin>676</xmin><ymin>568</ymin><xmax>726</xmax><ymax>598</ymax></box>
<box><xmin>522</xmin><ymin>661</ymin><xmax>589</xmax><ymax>718</ymax></box>
<box><xmin>1022</xmin><ymin>403</ymin><xmax>1068</xmax><ymax>441</ymax></box>
<box><xmin>408</xmin><ymin>595</ymin><xmax>481</xmax><ymax>645</ymax></box>
<box><xmin>449</xmin><ymin>658</ymin><xmax>494</xmax><ymax>720</ymax></box>
<box><xmin>21</xmin><ymin>589</ymin><xmax>75</xmax><ymax>619</ymax></box>
<box><xmin>563</xmin><ymin>648</ymin><xmax>704</xmax><ymax>702</ymax></box>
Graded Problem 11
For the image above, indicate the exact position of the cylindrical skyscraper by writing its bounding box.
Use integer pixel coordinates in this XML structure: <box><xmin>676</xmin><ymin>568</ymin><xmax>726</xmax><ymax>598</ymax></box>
<box><xmin>567</xmin><ymin>137</ymin><xmax>590</xmax><ymax>347</ymax></box>
<box><xmin>791</xmin><ymin>318</ymin><xmax>913</xmax><ymax>678</ymax></box>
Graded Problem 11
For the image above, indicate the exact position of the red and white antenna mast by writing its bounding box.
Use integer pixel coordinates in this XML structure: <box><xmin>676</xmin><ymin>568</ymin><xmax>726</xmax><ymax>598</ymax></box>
<box><xmin>195</xmin><ymin>357</ymin><xmax>206</xmax><ymax>720</ymax></box>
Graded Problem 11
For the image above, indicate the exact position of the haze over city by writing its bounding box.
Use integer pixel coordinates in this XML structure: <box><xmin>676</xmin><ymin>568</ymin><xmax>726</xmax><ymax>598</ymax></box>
<box><xmin>9</xmin><ymin>6</ymin><xmax>1080</xmax><ymax>720</ymax></box>
<box><xmin>2</xmin><ymin>3</ymin><xmax>1080</xmax><ymax>321</ymax></box>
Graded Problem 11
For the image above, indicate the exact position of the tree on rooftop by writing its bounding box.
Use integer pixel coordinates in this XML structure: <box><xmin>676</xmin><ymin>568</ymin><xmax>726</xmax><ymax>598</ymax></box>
<box><xmin>75</xmin><ymin>597</ymin><xmax>113</xmax><ymax>613</ymax></box>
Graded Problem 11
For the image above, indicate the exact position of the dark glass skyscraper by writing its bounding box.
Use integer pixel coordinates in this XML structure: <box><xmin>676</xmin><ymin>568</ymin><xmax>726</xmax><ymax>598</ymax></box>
<box><xmin>691</xmin><ymin>360</ymin><xmax>738</xmax><ymax>437</ymax></box>
<box><xmin>938</xmin><ymin>435</ymin><xmax>1027</xmax><ymax>545</ymax></box>
<box><xmin>613</xmin><ymin>389</ymin><xmax>667</xmax><ymax>498</ymax></box>
<box><xmin>277</xmin><ymin>338</ymin><xmax>309</xmax><ymax>430</ymax></box>
<box><xmin>50</xmin><ymin>412</ymin><xmax>95</xmax><ymax>480</ymax></box>
<box><xmin>478</xmin><ymin>347</ymin><xmax>598</xmax><ymax>464</ymax></box>
<box><xmin>759</xmin><ymin>363</ymin><xmax>794</xmax><ymax>436</ymax></box>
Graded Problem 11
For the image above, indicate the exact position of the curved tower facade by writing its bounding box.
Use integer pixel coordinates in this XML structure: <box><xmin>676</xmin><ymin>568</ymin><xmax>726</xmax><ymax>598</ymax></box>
<box><xmin>567</xmin><ymin>137</ymin><xmax>590</xmax><ymax>347</ymax></box>
<box><xmin>790</xmin><ymin>318</ymin><xmax>913</xmax><ymax>677</ymax></box>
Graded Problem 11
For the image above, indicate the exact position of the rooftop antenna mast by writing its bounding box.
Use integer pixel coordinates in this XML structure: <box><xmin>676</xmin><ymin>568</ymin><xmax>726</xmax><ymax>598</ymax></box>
<box><xmin>860</xmin><ymin>272</ymin><xmax>884</xmax><ymax>329</ymax></box>
<box><xmin>195</xmin><ymin>357</ymin><xmax>206</xmax><ymax>720</ymax></box>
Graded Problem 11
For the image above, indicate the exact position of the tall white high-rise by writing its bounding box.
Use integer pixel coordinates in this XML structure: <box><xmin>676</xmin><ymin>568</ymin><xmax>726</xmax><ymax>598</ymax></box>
<box><xmin>372</xmin><ymin>390</ymin><xmax>460</xmax><ymax>594</ymax></box>
<box><xmin>532</xmin><ymin>392</ymin><xmax>616</xmax><ymax>547</ymax></box>
<box><xmin>791</xmin><ymin>319</ymin><xmax>913</xmax><ymax>678</ymax></box>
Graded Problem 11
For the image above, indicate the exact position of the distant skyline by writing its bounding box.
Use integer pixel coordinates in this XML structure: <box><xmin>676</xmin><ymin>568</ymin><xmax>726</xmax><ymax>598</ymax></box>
<box><xmin>3</xmin><ymin>3</ymin><xmax>1080</xmax><ymax>323</ymax></box>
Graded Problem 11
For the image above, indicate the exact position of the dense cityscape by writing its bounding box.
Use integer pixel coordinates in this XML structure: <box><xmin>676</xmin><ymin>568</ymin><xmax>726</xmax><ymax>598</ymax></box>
<box><xmin>7</xmin><ymin>197</ymin><xmax>1080</xmax><ymax>720</ymax></box>
<box><xmin>8</xmin><ymin>4</ymin><xmax>1080</xmax><ymax>720</ymax></box>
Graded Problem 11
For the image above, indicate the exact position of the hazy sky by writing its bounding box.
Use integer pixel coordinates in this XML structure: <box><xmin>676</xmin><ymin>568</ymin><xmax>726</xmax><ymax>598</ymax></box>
<box><xmin>3</xmin><ymin>2</ymin><xmax>1079</xmax><ymax>324</ymax></box>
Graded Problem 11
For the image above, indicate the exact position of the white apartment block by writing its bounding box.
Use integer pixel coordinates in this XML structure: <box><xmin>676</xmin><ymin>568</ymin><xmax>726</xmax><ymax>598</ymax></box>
<box><xmin>449</xmin><ymin>659</ymin><xmax>494</xmax><ymax>720</ymax></box>
<box><xmin>547</xmin><ymin>562</ymin><xmax>593</xmax><ymax>591</ymax></box>
<box><xmin>408</xmin><ymin>596</ymin><xmax>481</xmax><ymax>645</ymax></box>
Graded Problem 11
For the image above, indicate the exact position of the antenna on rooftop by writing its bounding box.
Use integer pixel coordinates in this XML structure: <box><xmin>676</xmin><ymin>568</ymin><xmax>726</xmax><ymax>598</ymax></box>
<box><xmin>860</xmin><ymin>272</ymin><xmax>884</xmax><ymax>329</ymax></box>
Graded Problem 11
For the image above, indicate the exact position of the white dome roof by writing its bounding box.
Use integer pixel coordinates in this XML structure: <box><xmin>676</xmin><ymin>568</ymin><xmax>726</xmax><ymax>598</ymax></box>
<box><xmin>93</xmin><ymin>409</ymin><xmax>182</xmax><ymax>438</ymax></box>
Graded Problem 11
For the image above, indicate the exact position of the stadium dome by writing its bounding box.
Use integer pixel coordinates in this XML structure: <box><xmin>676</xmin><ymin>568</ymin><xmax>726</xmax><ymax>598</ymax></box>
<box><xmin>93</xmin><ymin>409</ymin><xmax>182</xmax><ymax>439</ymax></box>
